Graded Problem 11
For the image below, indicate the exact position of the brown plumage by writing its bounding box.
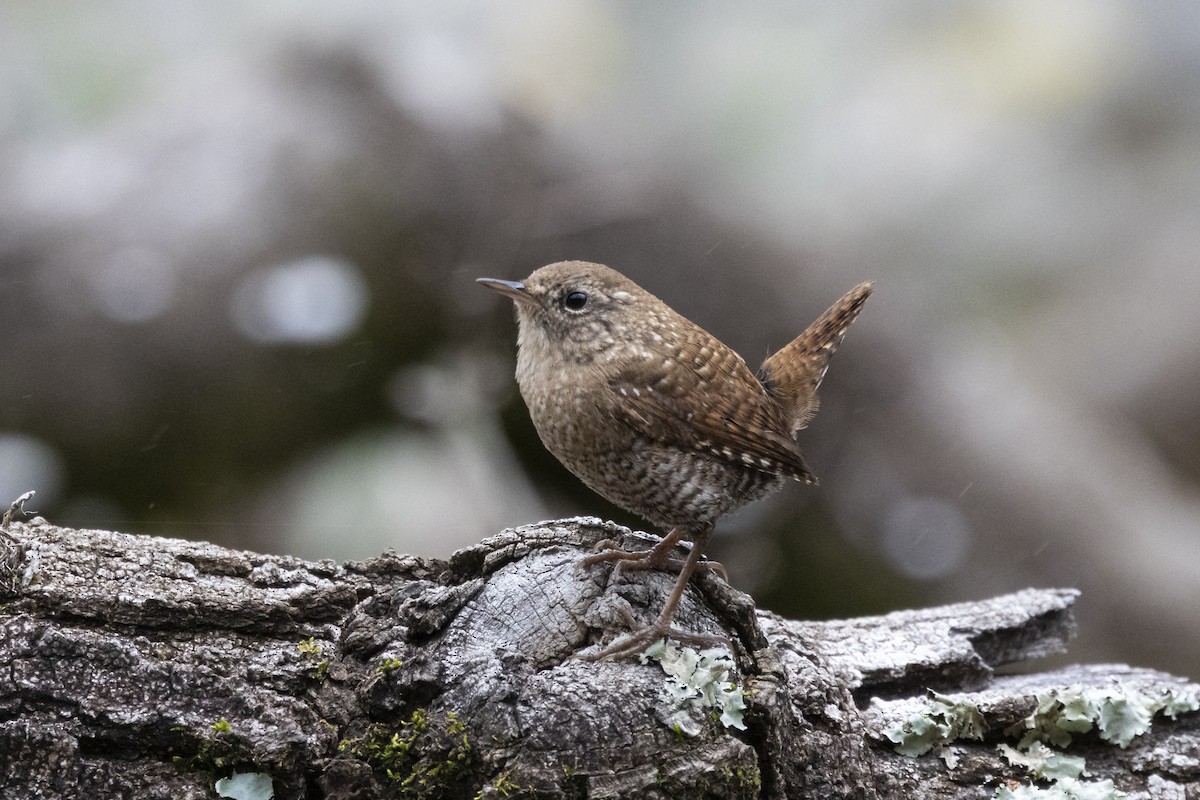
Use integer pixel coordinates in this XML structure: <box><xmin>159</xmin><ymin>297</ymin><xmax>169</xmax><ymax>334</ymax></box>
<box><xmin>478</xmin><ymin>261</ymin><xmax>872</xmax><ymax>659</ymax></box>
<box><xmin>758</xmin><ymin>281</ymin><xmax>874</xmax><ymax>435</ymax></box>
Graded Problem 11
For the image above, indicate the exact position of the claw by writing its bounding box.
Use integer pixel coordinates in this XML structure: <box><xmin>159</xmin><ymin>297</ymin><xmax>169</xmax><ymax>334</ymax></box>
<box><xmin>696</xmin><ymin>559</ymin><xmax>729</xmax><ymax>583</ymax></box>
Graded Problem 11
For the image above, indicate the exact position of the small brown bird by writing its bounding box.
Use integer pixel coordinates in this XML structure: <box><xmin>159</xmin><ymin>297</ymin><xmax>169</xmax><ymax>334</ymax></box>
<box><xmin>478</xmin><ymin>261</ymin><xmax>872</xmax><ymax>659</ymax></box>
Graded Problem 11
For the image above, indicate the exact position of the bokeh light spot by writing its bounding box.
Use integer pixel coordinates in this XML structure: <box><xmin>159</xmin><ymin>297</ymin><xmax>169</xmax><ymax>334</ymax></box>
<box><xmin>881</xmin><ymin>495</ymin><xmax>971</xmax><ymax>580</ymax></box>
<box><xmin>230</xmin><ymin>255</ymin><xmax>367</xmax><ymax>344</ymax></box>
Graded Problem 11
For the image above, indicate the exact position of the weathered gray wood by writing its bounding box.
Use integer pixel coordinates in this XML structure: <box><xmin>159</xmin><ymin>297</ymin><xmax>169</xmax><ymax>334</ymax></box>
<box><xmin>0</xmin><ymin>517</ymin><xmax>1195</xmax><ymax>799</ymax></box>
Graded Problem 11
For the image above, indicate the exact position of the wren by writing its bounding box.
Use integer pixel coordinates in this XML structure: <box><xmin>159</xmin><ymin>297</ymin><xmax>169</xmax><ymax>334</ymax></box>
<box><xmin>478</xmin><ymin>261</ymin><xmax>872</xmax><ymax>659</ymax></box>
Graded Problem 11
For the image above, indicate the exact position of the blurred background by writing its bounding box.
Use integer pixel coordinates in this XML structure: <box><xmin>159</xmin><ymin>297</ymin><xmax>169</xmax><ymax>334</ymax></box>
<box><xmin>2</xmin><ymin>1</ymin><xmax>1198</xmax><ymax>676</ymax></box>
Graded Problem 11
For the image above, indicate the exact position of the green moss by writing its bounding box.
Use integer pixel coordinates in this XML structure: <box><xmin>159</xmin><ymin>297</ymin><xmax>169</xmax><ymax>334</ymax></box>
<box><xmin>717</xmin><ymin>764</ymin><xmax>762</xmax><ymax>797</ymax></box>
<box><xmin>297</xmin><ymin>637</ymin><xmax>330</xmax><ymax>681</ymax></box>
<box><xmin>643</xmin><ymin>761</ymin><xmax>760</xmax><ymax>800</ymax></box>
<box><xmin>700</xmin><ymin>762</ymin><xmax>753</xmax><ymax>800</ymax></box>
<box><xmin>339</xmin><ymin>709</ymin><xmax>474</xmax><ymax>799</ymax></box>
<box><xmin>376</xmin><ymin>657</ymin><xmax>405</xmax><ymax>675</ymax></box>
<box><xmin>473</xmin><ymin>770</ymin><xmax>522</xmax><ymax>799</ymax></box>
<box><xmin>170</xmin><ymin>718</ymin><xmax>238</xmax><ymax>780</ymax></box>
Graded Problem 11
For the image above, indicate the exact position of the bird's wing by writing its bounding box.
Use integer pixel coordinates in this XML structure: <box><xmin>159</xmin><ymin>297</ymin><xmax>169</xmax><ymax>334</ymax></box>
<box><xmin>606</xmin><ymin>342</ymin><xmax>817</xmax><ymax>484</ymax></box>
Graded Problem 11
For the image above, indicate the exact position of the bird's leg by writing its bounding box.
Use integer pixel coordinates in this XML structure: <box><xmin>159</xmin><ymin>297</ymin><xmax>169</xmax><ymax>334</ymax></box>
<box><xmin>580</xmin><ymin>527</ymin><xmax>728</xmax><ymax>582</ymax></box>
<box><xmin>582</xmin><ymin>526</ymin><xmax>731</xmax><ymax>661</ymax></box>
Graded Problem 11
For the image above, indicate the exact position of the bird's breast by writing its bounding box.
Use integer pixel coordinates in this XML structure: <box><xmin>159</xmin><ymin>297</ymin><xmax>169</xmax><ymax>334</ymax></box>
<box><xmin>515</xmin><ymin>349</ymin><xmax>623</xmax><ymax>454</ymax></box>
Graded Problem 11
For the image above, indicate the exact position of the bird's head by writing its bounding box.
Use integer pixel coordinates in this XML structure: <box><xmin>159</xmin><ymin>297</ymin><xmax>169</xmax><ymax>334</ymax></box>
<box><xmin>477</xmin><ymin>261</ymin><xmax>657</xmax><ymax>365</ymax></box>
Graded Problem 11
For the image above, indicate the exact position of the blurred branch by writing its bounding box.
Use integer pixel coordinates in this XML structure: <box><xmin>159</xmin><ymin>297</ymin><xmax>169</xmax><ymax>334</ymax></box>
<box><xmin>0</xmin><ymin>490</ymin><xmax>35</xmax><ymax>528</ymax></box>
<box><xmin>0</xmin><ymin>520</ymin><xmax>1194</xmax><ymax>799</ymax></box>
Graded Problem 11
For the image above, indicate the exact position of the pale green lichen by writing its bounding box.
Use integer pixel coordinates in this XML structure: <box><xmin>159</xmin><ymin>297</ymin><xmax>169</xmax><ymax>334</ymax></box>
<box><xmin>998</xmin><ymin>741</ymin><xmax>1086</xmax><ymax>781</ymax></box>
<box><xmin>214</xmin><ymin>771</ymin><xmax>275</xmax><ymax>800</ymax></box>
<box><xmin>1006</xmin><ymin>684</ymin><xmax>1200</xmax><ymax>749</ymax></box>
<box><xmin>881</xmin><ymin>692</ymin><xmax>985</xmax><ymax>756</ymax></box>
<box><xmin>937</xmin><ymin>745</ymin><xmax>961</xmax><ymax>769</ymax></box>
<box><xmin>995</xmin><ymin>741</ymin><xmax>1124</xmax><ymax>799</ymax></box>
<box><xmin>883</xmin><ymin>682</ymin><xmax>1197</xmax><ymax>800</ymax></box>
<box><xmin>1158</xmin><ymin>685</ymin><xmax>1200</xmax><ymax>718</ymax></box>
<box><xmin>994</xmin><ymin>777</ymin><xmax>1124</xmax><ymax>800</ymax></box>
<box><xmin>641</xmin><ymin>640</ymin><xmax>746</xmax><ymax>736</ymax></box>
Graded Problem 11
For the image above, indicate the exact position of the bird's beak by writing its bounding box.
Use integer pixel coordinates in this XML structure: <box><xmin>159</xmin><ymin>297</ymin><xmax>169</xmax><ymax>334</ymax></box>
<box><xmin>476</xmin><ymin>277</ymin><xmax>537</xmax><ymax>308</ymax></box>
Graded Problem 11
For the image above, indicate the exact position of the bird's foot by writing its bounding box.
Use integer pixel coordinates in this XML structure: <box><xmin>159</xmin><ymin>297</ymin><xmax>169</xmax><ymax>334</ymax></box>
<box><xmin>603</xmin><ymin>552</ymin><xmax>728</xmax><ymax>583</ymax></box>
<box><xmin>578</xmin><ymin>538</ymin><xmax>653</xmax><ymax>568</ymax></box>
<box><xmin>579</xmin><ymin>541</ymin><xmax>672</xmax><ymax>583</ymax></box>
<box><xmin>580</xmin><ymin>609</ymin><xmax>731</xmax><ymax>662</ymax></box>
<box><xmin>579</xmin><ymin>530</ymin><xmax>727</xmax><ymax>582</ymax></box>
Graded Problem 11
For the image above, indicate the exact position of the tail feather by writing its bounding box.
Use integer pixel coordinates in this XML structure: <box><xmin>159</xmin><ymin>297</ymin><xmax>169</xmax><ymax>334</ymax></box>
<box><xmin>757</xmin><ymin>281</ymin><xmax>874</xmax><ymax>435</ymax></box>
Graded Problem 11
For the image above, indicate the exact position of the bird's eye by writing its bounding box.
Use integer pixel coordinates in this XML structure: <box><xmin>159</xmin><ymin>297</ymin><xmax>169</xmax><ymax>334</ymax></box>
<box><xmin>563</xmin><ymin>291</ymin><xmax>589</xmax><ymax>311</ymax></box>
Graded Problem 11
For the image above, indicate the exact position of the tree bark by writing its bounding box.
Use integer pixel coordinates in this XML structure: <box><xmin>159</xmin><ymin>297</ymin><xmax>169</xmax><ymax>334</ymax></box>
<box><xmin>0</xmin><ymin>517</ymin><xmax>1195</xmax><ymax>799</ymax></box>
